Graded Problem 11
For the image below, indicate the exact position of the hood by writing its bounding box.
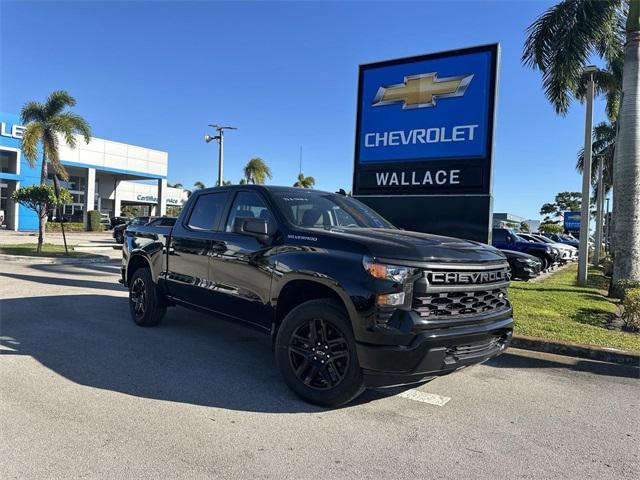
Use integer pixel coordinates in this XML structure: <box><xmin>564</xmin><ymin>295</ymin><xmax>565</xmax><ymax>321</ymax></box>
<box><xmin>316</xmin><ymin>227</ymin><xmax>506</xmax><ymax>264</ymax></box>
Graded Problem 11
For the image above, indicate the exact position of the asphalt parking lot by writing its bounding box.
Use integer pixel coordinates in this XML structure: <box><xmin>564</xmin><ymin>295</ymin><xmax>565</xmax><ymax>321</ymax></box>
<box><xmin>1</xmin><ymin>260</ymin><xmax>638</xmax><ymax>479</ymax></box>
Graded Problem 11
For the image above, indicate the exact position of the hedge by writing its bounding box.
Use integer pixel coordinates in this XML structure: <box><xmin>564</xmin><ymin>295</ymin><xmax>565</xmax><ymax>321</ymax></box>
<box><xmin>45</xmin><ymin>222</ymin><xmax>85</xmax><ymax>232</ymax></box>
<box><xmin>87</xmin><ymin>210</ymin><xmax>103</xmax><ymax>232</ymax></box>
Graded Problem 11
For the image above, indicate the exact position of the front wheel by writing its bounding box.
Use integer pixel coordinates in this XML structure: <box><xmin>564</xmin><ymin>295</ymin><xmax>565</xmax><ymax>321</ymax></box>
<box><xmin>115</xmin><ymin>231</ymin><xmax>124</xmax><ymax>244</ymax></box>
<box><xmin>129</xmin><ymin>267</ymin><xmax>166</xmax><ymax>327</ymax></box>
<box><xmin>275</xmin><ymin>299</ymin><xmax>365</xmax><ymax>407</ymax></box>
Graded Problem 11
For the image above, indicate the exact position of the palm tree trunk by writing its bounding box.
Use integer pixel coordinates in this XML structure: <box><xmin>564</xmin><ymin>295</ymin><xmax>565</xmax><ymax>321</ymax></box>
<box><xmin>38</xmin><ymin>151</ymin><xmax>48</xmax><ymax>253</ymax></box>
<box><xmin>612</xmin><ymin>4</ymin><xmax>640</xmax><ymax>294</ymax></box>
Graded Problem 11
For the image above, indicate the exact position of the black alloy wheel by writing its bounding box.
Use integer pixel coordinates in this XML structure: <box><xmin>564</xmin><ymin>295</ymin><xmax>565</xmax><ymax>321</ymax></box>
<box><xmin>275</xmin><ymin>298</ymin><xmax>365</xmax><ymax>406</ymax></box>
<box><xmin>288</xmin><ymin>318</ymin><xmax>350</xmax><ymax>390</ymax></box>
<box><xmin>128</xmin><ymin>267</ymin><xmax>166</xmax><ymax>326</ymax></box>
<box><xmin>130</xmin><ymin>277</ymin><xmax>147</xmax><ymax>319</ymax></box>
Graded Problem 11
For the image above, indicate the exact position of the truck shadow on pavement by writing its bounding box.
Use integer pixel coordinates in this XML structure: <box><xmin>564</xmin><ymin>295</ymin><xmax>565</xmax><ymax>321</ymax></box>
<box><xmin>0</xmin><ymin>294</ymin><xmax>386</xmax><ymax>413</ymax></box>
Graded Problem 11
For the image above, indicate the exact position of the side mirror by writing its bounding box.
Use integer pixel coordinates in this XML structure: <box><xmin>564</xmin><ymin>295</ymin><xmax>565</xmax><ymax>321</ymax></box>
<box><xmin>233</xmin><ymin>217</ymin><xmax>269</xmax><ymax>243</ymax></box>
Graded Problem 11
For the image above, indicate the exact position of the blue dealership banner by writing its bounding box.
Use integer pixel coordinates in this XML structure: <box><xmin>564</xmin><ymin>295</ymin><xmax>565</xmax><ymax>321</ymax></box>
<box><xmin>353</xmin><ymin>44</ymin><xmax>499</xmax><ymax>196</ymax></box>
<box><xmin>564</xmin><ymin>212</ymin><xmax>581</xmax><ymax>231</ymax></box>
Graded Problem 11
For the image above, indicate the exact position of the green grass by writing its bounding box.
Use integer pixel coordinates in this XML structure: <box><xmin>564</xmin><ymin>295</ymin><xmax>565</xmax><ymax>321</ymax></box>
<box><xmin>510</xmin><ymin>264</ymin><xmax>640</xmax><ymax>353</ymax></box>
<box><xmin>0</xmin><ymin>243</ymin><xmax>99</xmax><ymax>258</ymax></box>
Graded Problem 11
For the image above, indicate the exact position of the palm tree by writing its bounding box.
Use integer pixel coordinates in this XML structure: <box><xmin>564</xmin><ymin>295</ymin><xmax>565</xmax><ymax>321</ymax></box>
<box><xmin>523</xmin><ymin>0</ymin><xmax>640</xmax><ymax>289</ymax></box>
<box><xmin>168</xmin><ymin>182</ymin><xmax>183</xmax><ymax>188</ymax></box>
<box><xmin>243</xmin><ymin>158</ymin><xmax>272</xmax><ymax>184</ymax></box>
<box><xmin>20</xmin><ymin>90</ymin><xmax>92</xmax><ymax>251</ymax></box>
<box><xmin>193</xmin><ymin>180</ymin><xmax>206</xmax><ymax>190</ymax></box>
<box><xmin>576</xmin><ymin>121</ymin><xmax>616</xmax><ymax>195</ymax></box>
<box><xmin>293</xmin><ymin>172</ymin><xmax>315</xmax><ymax>188</ymax></box>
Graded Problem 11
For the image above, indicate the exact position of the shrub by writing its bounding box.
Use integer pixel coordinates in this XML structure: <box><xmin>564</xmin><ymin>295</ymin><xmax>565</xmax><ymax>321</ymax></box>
<box><xmin>621</xmin><ymin>288</ymin><xmax>640</xmax><ymax>332</ymax></box>
<box><xmin>611</xmin><ymin>279</ymin><xmax>640</xmax><ymax>299</ymax></box>
<box><xmin>46</xmin><ymin>222</ymin><xmax>85</xmax><ymax>232</ymax></box>
<box><xmin>87</xmin><ymin>210</ymin><xmax>103</xmax><ymax>232</ymax></box>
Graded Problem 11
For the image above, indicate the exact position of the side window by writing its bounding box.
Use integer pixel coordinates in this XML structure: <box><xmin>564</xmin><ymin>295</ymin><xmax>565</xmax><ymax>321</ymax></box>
<box><xmin>225</xmin><ymin>191</ymin><xmax>274</xmax><ymax>234</ymax></box>
<box><xmin>187</xmin><ymin>192</ymin><xmax>229</xmax><ymax>230</ymax></box>
<box><xmin>493</xmin><ymin>229</ymin><xmax>508</xmax><ymax>243</ymax></box>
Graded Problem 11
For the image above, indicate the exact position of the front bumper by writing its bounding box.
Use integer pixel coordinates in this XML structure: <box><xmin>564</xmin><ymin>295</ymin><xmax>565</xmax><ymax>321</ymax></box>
<box><xmin>357</xmin><ymin>316</ymin><xmax>513</xmax><ymax>387</ymax></box>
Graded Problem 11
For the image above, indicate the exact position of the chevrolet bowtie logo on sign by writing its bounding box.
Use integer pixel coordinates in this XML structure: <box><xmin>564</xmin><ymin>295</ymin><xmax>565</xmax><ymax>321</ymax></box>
<box><xmin>372</xmin><ymin>73</ymin><xmax>474</xmax><ymax>109</ymax></box>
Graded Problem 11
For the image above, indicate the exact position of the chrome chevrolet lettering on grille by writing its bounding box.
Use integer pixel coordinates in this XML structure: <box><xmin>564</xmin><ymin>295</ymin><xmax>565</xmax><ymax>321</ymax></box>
<box><xmin>429</xmin><ymin>270</ymin><xmax>508</xmax><ymax>285</ymax></box>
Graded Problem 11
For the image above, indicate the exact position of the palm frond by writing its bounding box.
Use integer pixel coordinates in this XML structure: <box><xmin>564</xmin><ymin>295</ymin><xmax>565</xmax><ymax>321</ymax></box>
<box><xmin>45</xmin><ymin>90</ymin><xmax>76</xmax><ymax>117</ymax></box>
<box><xmin>58</xmin><ymin>112</ymin><xmax>92</xmax><ymax>144</ymax></box>
<box><xmin>20</xmin><ymin>101</ymin><xmax>46</xmax><ymax>124</ymax></box>
<box><xmin>20</xmin><ymin>123</ymin><xmax>44</xmax><ymax>166</ymax></box>
<box><xmin>523</xmin><ymin>0</ymin><xmax>622</xmax><ymax>114</ymax></box>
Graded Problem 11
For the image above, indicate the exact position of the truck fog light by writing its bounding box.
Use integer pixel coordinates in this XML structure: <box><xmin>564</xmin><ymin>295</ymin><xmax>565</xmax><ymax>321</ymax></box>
<box><xmin>377</xmin><ymin>292</ymin><xmax>405</xmax><ymax>306</ymax></box>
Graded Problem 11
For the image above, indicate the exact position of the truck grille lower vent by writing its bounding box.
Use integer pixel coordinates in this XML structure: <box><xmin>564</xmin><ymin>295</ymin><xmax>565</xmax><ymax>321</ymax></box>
<box><xmin>413</xmin><ymin>287</ymin><xmax>509</xmax><ymax>318</ymax></box>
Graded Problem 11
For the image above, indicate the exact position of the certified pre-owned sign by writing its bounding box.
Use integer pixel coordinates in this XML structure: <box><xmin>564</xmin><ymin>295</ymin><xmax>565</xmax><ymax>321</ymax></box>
<box><xmin>353</xmin><ymin>44</ymin><xmax>499</xmax><ymax>196</ymax></box>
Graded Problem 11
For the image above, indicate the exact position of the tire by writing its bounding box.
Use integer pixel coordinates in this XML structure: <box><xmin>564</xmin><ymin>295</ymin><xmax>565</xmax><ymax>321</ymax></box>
<box><xmin>115</xmin><ymin>231</ymin><xmax>124</xmax><ymax>244</ymax></box>
<box><xmin>532</xmin><ymin>253</ymin><xmax>549</xmax><ymax>271</ymax></box>
<box><xmin>275</xmin><ymin>298</ymin><xmax>365</xmax><ymax>407</ymax></box>
<box><xmin>128</xmin><ymin>267</ymin><xmax>166</xmax><ymax>327</ymax></box>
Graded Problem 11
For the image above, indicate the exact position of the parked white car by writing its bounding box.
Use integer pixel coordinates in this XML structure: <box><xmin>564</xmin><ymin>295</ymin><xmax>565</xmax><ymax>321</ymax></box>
<box><xmin>520</xmin><ymin>233</ymin><xmax>578</xmax><ymax>263</ymax></box>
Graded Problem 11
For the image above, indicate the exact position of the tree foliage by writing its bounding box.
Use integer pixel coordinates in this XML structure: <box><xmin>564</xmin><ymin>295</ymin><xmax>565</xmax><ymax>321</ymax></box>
<box><xmin>243</xmin><ymin>158</ymin><xmax>272</xmax><ymax>184</ymax></box>
<box><xmin>540</xmin><ymin>192</ymin><xmax>582</xmax><ymax>221</ymax></box>
<box><xmin>12</xmin><ymin>184</ymin><xmax>72</xmax><ymax>216</ymax></box>
<box><xmin>539</xmin><ymin>221</ymin><xmax>565</xmax><ymax>233</ymax></box>
<box><xmin>293</xmin><ymin>172</ymin><xmax>315</xmax><ymax>188</ymax></box>
<box><xmin>576</xmin><ymin>121</ymin><xmax>616</xmax><ymax>196</ymax></box>
<box><xmin>522</xmin><ymin>0</ymin><xmax>624</xmax><ymax>115</ymax></box>
<box><xmin>20</xmin><ymin>90</ymin><xmax>92</xmax><ymax>181</ymax></box>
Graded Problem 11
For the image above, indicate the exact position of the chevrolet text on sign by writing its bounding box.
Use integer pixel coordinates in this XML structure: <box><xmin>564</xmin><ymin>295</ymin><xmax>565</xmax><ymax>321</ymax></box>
<box><xmin>353</xmin><ymin>44</ymin><xmax>499</xmax><ymax>195</ymax></box>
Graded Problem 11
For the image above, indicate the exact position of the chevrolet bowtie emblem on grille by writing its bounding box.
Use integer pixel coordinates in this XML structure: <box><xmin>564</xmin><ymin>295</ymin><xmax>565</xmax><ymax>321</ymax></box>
<box><xmin>372</xmin><ymin>72</ymin><xmax>474</xmax><ymax>109</ymax></box>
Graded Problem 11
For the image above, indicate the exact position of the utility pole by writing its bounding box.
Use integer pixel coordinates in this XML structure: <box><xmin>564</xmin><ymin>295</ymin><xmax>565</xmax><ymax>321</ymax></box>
<box><xmin>205</xmin><ymin>124</ymin><xmax>237</xmax><ymax>186</ymax></box>
<box><xmin>578</xmin><ymin>66</ymin><xmax>596</xmax><ymax>286</ymax></box>
<box><xmin>593</xmin><ymin>157</ymin><xmax>604</xmax><ymax>266</ymax></box>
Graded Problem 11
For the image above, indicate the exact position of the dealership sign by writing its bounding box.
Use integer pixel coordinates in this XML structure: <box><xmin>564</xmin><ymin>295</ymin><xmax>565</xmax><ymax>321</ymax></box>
<box><xmin>353</xmin><ymin>44</ymin><xmax>499</xmax><ymax>195</ymax></box>
<box><xmin>136</xmin><ymin>194</ymin><xmax>181</xmax><ymax>205</ymax></box>
<box><xmin>564</xmin><ymin>212</ymin><xmax>580</xmax><ymax>231</ymax></box>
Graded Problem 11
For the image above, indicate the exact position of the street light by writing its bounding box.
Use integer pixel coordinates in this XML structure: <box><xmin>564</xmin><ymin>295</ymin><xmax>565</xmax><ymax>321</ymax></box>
<box><xmin>578</xmin><ymin>65</ymin><xmax>597</xmax><ymax>286</ymax></box>
<box><xmin>205</xmin><ymin>124</ymin><xmax>237</xmax><ymax>186</ymax></box>
<box><xmin>593</xmin><ymin>152</ymin><xmax>605</xmax><ymax>266</ymax></box>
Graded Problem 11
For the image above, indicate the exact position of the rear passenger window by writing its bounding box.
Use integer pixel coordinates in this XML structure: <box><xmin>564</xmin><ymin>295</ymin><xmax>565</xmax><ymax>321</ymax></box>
<box><xmin>187</xmin><ymin>192</ymin><xmax>228</xmax><ymax>230</ymax></box>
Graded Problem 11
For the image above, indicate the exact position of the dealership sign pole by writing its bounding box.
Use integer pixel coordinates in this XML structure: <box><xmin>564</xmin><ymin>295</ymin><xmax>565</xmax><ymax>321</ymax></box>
<box><xmin>352</xmin><ymin>44</ymin><xmax>500</xmax><ymax>243</ymax></box>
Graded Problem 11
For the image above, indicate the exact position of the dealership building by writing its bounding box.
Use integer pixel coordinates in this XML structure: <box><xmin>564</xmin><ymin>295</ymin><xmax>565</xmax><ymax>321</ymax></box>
<box><xmin>0</xmin><ymin>112</ymin><xmax>186</xmax><ymax>230</ymax></box>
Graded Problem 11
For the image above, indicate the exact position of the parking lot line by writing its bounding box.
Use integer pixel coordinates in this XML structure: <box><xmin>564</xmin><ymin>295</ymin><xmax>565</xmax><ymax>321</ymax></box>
<box><xmin>376</xmin><ymin>388</ymin><xmax>451</xmax><ymax>406</ymax></box>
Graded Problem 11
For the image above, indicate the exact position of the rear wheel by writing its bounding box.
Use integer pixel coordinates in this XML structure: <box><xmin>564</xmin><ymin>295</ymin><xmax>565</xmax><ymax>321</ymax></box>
<box><xmin>115</xmin><ymin>230</ymin><xmax>124</xmax><ymax>244</ymax></box>
<box><xmin>275</xmin><ymin>299</ymin><xmax>365</xmax><ymax>407</ymax></box>
<box><xmin>532</xmin><ymin>253</ymin><xmax>549</xmax><ymax>271</ymax></box>
<box><xmin>129</xmin><ymin>267</ymin><xmax>166</xmax><ymax>327</ymax></box>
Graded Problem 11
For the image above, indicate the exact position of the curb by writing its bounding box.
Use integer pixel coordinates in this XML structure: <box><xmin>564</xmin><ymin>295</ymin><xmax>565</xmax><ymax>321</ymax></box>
<box><xmin>512</xmin><ymin>335</ymin><xmax>640</xmax><ymax>366</ymax></box>
<box><xmin>0</xmin><ymin>253</ymin><xmax>111</xmax><ymax>265</ymax></box>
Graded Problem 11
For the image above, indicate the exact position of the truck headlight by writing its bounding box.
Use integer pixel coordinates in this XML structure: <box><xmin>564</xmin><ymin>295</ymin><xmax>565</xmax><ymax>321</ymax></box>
<box><xmin>363</xmin><ymin>256</ymin><xmax>415</xmax><ymax>283</ymax></box>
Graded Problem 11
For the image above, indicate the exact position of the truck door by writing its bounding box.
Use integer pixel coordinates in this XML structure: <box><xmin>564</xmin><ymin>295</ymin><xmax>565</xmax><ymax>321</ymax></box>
<box><xmin>206</xmin><ymin>190</ymin><xmax>275</xmax><ymax>330</ymax></box>
<box><xmin>166</xmin><ymin>190</ymin><xmax>230</xmax><ymax>309</ymax></box>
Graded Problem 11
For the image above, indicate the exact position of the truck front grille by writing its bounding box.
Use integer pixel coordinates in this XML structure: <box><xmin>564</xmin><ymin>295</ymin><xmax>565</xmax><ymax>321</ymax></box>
<box><xmin>413</xmin><ymin>287</ymin><xmax>509</xmax><ymax>318</ymax></box>
<box><xmin>411</xmin><ymin>262</ymin><xmax>511</xmax><ymax>328</ymax></box>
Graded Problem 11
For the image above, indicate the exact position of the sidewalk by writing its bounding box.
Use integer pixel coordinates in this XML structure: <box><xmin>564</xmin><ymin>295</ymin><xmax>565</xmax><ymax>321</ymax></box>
<box><xmin>0</xmin><ymin>229</ymin><xmax>114</xmax><ymax>246</ymax></box>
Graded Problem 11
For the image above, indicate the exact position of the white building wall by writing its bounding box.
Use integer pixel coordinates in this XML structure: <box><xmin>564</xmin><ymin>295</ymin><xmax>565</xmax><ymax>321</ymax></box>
<box><xmin>58</xmin><ymin>133</ymin><xmax>168</xmax><ymax>178</ymax></box>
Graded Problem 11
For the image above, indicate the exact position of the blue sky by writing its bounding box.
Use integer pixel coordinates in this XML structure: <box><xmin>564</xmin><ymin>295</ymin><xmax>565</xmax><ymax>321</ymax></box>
<box><xmin>1</xmin><ymin>0</ymin><xmax>607</xmax><ymax>220</ymax></box>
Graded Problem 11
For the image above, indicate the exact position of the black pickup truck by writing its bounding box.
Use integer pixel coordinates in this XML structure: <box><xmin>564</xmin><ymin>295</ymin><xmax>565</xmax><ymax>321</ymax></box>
<box><xmin>121</xmin><ymin>185</ymin><xmax>513</xmax><ymax>406</ymax></box>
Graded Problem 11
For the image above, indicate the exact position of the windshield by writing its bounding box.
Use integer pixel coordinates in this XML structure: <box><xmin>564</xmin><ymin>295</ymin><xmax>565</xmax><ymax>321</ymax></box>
<box><xmin>271</xmin><ymin>191</ymin><xmax>395</xmax><ymax>229</ymax></box>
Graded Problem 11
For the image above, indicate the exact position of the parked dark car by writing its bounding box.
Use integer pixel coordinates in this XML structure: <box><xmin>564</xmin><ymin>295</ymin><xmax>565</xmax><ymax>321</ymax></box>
<box><xmin>500</xmin><ymin>249</ymin><xmax>542</xmax><ymax>280</ymax></box>
<box><xmin>121</xmin><ymin>185</ymin><xmax>513</xmax><ymax>406</ymax></box>
<box><xmin>110</xmin><ymin>216</ymin><xmax>129</xmax><ymax>230</ymax></box>
<box><xmin>113</xmin><ymin>216</ymin><xmax>157</xmax><ymax>244</ymax></box>
<box><xmin>541</xmin><ymin>232</ymin><xmax>580</xmax><ymax>249</ymax></box>
<box><xmin>492</xmin><ymin>228</ymin><xmax>558</xmax><ymax>271</ymax></box>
